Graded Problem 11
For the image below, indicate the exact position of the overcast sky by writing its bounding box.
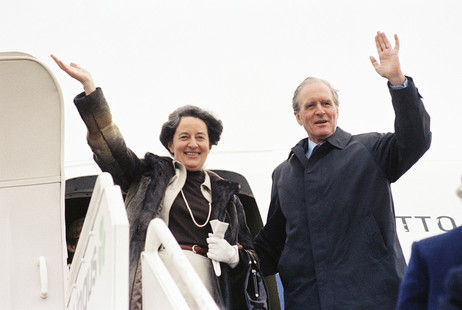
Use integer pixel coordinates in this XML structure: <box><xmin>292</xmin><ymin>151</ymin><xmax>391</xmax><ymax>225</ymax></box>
<box><xmin>3</xmin><ymin>0</ymin><xmax>462</xmax><ymax>259</ymax></box>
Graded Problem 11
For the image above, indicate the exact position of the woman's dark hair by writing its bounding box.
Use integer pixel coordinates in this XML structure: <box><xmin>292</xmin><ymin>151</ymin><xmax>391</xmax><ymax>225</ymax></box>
<box><xmin>159</xmin><ymin>105</ymin><xmax>223</xmax><ymax>155</ymax></box>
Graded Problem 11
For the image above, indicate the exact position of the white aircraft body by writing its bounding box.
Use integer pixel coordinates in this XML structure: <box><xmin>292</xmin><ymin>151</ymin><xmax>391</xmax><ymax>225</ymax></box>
<box><xmin>2</xmin><ymin>1</ymin><xmax>462</xmax><ymax>306</ymax></box>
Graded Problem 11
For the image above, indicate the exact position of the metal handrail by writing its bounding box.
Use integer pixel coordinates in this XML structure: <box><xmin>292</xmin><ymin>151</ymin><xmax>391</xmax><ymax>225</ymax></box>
<box><xmin>142</xmin><ymin>218</ymin><xmax>219</xmax><ymax>310</ymax></box>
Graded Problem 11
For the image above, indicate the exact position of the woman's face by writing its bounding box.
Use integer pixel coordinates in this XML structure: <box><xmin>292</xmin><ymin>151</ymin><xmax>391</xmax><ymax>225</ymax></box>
<box><xmin>168</xmin><ymin>116</ymin><xmax>211</xmax><ymax>171</ymax></box>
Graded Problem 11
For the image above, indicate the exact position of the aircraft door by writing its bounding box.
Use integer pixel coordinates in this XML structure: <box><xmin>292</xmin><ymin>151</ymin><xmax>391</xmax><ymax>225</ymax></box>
<box><xmin>0</xmin><ymin>52</ymin><xmax>66</xmax><ymax>310</ymax></box>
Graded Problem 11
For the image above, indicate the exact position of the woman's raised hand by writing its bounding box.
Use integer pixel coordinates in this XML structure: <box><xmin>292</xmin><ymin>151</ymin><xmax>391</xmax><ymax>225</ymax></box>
<box><xmin>51</xmin><ymin>55</ymin><xmax>96</xmax><ymax>95</ymax></box>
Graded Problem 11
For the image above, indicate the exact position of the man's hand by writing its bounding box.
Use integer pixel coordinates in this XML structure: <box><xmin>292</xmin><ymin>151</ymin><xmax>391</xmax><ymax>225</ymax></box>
<box><xmin>51</xmin><ymin>55</ymin><xmax>96</xmax><ymax>95</ymax></box>
<box><xmin>369</xmin><ymin>31</ymin><xmax>406</xmax><ymax>86</ymax></box>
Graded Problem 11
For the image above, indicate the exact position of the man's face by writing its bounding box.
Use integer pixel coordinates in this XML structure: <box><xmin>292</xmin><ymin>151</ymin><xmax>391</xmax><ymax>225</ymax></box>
<box><xmin>294</xmin><ymin>81</ymin><xmax>339</xmax><ymax>144</ymax></box>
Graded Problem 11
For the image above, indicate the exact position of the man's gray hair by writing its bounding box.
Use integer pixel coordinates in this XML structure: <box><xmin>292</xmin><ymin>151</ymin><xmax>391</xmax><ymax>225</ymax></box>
<box><xmin>292</xmin><ymin>77</ymin><xmax>339</xmax><ymax>112</ymax></box>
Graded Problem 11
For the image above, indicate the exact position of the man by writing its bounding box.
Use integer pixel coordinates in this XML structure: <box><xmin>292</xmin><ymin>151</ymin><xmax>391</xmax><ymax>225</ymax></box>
<box><xmin>66</xmin><ymin>217</ymin><xmax>84</xmax><ymax>266</ymax></box>
<box><xmin>254</xmin><ymin>32</ymin><xmax>431</xmax><ymax>309</ymax></box>
<box><xmin>438</xmin><ymin>265</ymin><xmax>462</xmax><ymax>309</ymax></box>
<box><xmin>396</xmin><ymin>226</ymin><xmax>462</xmax><ymax>310</ymax></box>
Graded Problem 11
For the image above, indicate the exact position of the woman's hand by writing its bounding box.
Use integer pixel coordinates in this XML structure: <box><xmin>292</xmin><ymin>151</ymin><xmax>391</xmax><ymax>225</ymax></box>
<box><xmin>206</xmin><ymin>233</ymin><xmax>239</xmax><ymax>268</ymax></box>
<box><xmin>50</xmin><ymin>55</ymin><xmax>96</xmax><ymax>95</ymax></box>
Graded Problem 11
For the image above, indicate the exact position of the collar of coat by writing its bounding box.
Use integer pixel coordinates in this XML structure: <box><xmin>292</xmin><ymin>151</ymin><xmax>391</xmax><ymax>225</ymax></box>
<box><xmin>141</xmin><ymin>153</ymin><xmax>241</xmax><ymax>225</ymax></box>
<box><xmin>289</xmin><ymin>127</ymin><xmax>352</xmax><ymax>162</ymax></box>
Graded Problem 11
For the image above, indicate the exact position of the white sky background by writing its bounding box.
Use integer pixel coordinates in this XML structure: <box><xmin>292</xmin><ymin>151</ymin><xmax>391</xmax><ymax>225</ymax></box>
<box><xmin>3</xmin><ymin>0</ymin><xmax>462</xmax><ymax>259</ymax></box>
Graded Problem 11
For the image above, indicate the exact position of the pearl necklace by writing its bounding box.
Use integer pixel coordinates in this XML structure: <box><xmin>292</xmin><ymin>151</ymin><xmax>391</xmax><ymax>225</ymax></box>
<box><xmin>180</xmin><ymin>189</ymin><xmax>211</xmax><ymax>228</ymax></box>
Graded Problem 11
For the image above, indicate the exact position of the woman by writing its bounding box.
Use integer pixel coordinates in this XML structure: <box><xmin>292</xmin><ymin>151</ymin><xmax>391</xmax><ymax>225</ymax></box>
<box><xmin>51</xmin><ymin>55</ymin><xmax>256</xmax><ymax>310</ymax></box>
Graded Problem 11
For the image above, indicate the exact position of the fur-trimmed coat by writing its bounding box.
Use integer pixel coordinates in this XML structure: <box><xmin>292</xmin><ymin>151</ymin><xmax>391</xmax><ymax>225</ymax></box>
<box><xmin>74</xmin><ymin>88</ymin><xmax>255</xmax><ymax>310</ymax></box>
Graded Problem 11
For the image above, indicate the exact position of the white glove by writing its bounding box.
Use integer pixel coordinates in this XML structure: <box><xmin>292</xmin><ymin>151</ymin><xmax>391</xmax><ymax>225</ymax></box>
<box><xmin>206</xmin><ymin>233</ymin><xmax>239</xmax><ymax>269</ymax></box>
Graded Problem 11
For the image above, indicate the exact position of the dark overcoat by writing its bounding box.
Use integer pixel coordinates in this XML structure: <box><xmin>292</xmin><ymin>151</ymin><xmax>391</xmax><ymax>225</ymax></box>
<box><xmin>254</xmin><ymin>77</ymin><xmax>431</xmax><ymax>310</ymax></box>
<box><xmin>74</xmin><ymin>88</ymin><xmax>255</xmax><ymax>310</ymax></box>
<box><xmin>396</xmin><ymin>226</ymin><xmax>462</xmax><ymax>310</ymax></box>
<box><xmin>437</xmin><ymin>264</ymin><xmax>462</xmax><ymax>310</ymax></box>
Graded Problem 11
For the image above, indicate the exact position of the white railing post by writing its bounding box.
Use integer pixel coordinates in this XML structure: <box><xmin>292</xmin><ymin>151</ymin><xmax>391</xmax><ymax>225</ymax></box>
<box><xmin>142</xmin><ymin>218</ymin><xmax>219</xmax><ymax>310</ymax></box>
